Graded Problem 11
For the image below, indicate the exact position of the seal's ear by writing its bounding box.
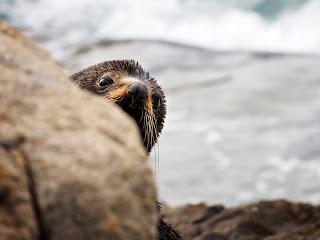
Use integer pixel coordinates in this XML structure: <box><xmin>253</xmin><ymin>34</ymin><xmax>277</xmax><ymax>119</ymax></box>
<box><xmin>69</xmin><ymin>73</ymin><xmax>92</xmax><ymax>94</ymax></box>
<box><xmin>70</xmin><ymin>72</ymin><xmax>80</xmax><ymax>84</ymax></box>
<box><xmin>69</xmin><ymin>73</ymin><xmax>82</xmax><ymax>87</ymax></box>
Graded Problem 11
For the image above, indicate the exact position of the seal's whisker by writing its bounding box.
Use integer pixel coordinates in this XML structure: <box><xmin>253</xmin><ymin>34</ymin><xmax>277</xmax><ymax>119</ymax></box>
<box><xmin>151</xmin><ymin>113</ymin><xmax>157</xmax><ymax>147</ymax></box>
<box><xmin>154</xmin><ymin>145</ymin><xmax>157</xmax><ymax>184</ymax></box>
<box><xmin>148</xmin><ymin>114</ymin><xmax>153</xmax><ymax>150</ymax></box>
<box><xmin>157</xmin><ymin>142</ymin><xmax>160</xmax><ymax>171</ymax></box>
<box><xmin>139</xmin><ymin>111</ymin><xmax>144</xmax><ymax>125</ymax></box>
<box><xmin>149</xmin><ymin>113</ymin><xmax>154</xmax><ymax>152</ymax></box>
<box><xmin>104</xmin><ymin>93</ymin><xmax>124</xmax><ymax>104</ymax></box>
<box><xmin>143</xmin><ymin>111</ymin><xmax>150</xmax><ymax>151</ymax></box>
<box><xmin>149</xmin><ymin>114</ymin><xmax>152</xmax><ymax>151</ymax></box>
<box><xmin>151</xmin><ymin>113</ymin><xmax>156</xmax><ymax>150</ymax></box>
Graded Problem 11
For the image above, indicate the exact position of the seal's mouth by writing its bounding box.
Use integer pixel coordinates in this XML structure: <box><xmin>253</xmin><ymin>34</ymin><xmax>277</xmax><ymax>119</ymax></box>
<box><xmin>129</xmin><ymin>97</ymin><xmax>146</xmax><ymax>110</ymax></box>
<box><xmin>118</xmin><ymin>97</ymin><xmax>157</xmax><ymax>153</ymax></box>
<box><xmin>104</xmin><ymin>81</ymin><xmax>157</xmax><ymax>153</ymax></box>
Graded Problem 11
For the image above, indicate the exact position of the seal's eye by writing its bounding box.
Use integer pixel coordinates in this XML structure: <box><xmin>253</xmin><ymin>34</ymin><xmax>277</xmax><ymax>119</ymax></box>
<box><xmin>152</xmin><ymin>94</ymin><xmax>161</xmax><ymax>109</ymax></box>
<box><xmin>98</xmin><ymin>76</ymin><xmax>114</xmax><ymax>88</ymax></box>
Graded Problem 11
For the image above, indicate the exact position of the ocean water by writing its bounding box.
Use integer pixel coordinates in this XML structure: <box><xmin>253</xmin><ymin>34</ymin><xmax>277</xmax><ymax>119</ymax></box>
<box><xmin>2</xmin><ymin>1</ymin><xmax>320</xmax><ymax>206</ymax></box>
<box><xmin>62</xmin><ymin>41</ymin><xmax>320</xmax><ymax>206</ymax></box>
<box><xmin>1</xmin><ymin>0</ymin><xmax>320</xmax><ymax>60</ymax></box>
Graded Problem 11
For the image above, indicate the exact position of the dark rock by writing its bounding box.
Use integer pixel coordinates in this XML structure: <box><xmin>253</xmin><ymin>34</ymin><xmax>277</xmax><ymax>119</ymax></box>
<box><xmin>164</xmin><ymin>200</ymin><xmax>320</xmax><ymax>240</ymax></box>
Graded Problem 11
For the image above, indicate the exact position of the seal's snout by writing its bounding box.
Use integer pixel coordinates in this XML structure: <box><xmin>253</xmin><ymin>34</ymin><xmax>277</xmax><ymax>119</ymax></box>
<box><xmin>128</xmin><ymin>83</ymin><xmax>148</xmax><ymax>104</ymax></box>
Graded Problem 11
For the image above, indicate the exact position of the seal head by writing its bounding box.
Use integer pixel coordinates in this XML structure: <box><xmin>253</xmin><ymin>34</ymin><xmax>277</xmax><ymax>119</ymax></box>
<box><xmin>71</xmin><ymin>59</ymin><xmax>182</xmax><ymax>240</ymax></box>
<box><xmin>71</xmin><ymin>60</ymin><xmax>166</xmax><ymax>153</ymax></box>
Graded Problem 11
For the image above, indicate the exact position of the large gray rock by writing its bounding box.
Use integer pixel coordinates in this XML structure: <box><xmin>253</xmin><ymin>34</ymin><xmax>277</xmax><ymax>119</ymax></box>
<box><xmin>0</xmin><ymin>20</ymin><xmax>157</xmax><ymax>240</ymax></box>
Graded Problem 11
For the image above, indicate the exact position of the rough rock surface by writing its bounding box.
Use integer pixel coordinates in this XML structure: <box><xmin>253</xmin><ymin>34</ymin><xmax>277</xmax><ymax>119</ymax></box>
<box><xmin>0</xmin><ymin>20</ymin><xmax>157</xmax><ymax>240</ymax></box>
<box><xmin>163</xmin><ymin>200</ymin><xmax>320</xmax><ymax>240</ymax></box>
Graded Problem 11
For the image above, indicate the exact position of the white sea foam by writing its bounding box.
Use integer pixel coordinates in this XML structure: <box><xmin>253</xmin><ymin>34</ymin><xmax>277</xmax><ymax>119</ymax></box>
<box><xmin>2</xmin><ymin>0</ymin><xmax>320</xmax><ymax>58</ymax></box>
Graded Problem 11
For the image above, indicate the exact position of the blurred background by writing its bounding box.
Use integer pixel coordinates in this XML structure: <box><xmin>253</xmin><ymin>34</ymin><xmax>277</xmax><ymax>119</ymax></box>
<box><xmin>2</xmin><ymin>0</ymin><xmax>320</xmax><ymax>206</ymax></box>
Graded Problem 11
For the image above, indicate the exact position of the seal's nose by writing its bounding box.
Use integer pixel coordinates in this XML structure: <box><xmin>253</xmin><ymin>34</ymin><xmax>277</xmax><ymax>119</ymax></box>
<box><xmin>128</xmin><ymin>83</ymin><xmax>148</xmax><ymax>103</ymax></box>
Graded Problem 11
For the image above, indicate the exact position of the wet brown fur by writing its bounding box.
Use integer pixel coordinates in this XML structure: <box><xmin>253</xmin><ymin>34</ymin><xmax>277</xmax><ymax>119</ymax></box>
<box><xmin>71</xmin><ymin>60</ymin><xmax>166</xmax><ymax>153</ymax></box>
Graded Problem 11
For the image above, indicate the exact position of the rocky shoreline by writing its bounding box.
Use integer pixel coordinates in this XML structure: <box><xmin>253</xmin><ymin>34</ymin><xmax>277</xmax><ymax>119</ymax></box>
<box><xmin>163</xmin><ymin>200</ymin><xmax>320</xmax><ymax>240</ymax></box>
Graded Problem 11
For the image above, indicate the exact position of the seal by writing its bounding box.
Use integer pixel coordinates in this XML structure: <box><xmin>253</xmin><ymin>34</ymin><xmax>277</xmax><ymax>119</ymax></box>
<box><xmin>71</xmin><ymin>59</ymin><xmax>165</xmax><ymax>154</ymax></box>
<box><xmin>71</xmin><ymin>59</ymin><xmax>182</xmax><ymax>240</ymax></box>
